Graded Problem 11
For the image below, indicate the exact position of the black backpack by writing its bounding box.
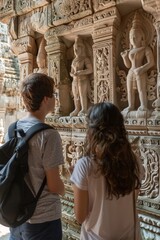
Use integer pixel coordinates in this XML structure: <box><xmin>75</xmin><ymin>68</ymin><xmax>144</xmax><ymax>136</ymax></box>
<box><xmin>0</xmin><ymin>121</ymin><xmax>53</xmax><ymax>227</ymax></box>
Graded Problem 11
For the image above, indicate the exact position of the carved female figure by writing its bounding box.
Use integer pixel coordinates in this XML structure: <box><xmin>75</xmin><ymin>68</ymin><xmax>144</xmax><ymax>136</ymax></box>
<box><xmin>34</xmin><ymin>37</ymin><xmax>47</xmax><ymax>75</ymax></box>
<box><xmin>70</xmin><ymin>36</ymin><xmax>93</xmax><ymax>117</ymax></box>
<box><xmin>121</xmin><ymin>12</ymin><xmax>154</xmax><ymax>112</ymax></box>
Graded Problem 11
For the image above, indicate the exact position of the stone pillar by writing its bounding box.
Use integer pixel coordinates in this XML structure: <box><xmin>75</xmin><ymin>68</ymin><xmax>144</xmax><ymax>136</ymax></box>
<box><xmin>92</xmin><ymin>6</ymin><xmax>120</xmax><ymax>105</ymax></box>
<box><xmin>18</xmin><ymin>53</ymin><xmax>34</xmax><ymax>80</ymax></box>
<box><xmin>11</xmin><ymin>36</ymin><xmax>37</xmax><ymax>80</ymax></box>
<box><xmin>138</xmin><ymin>2</ymin><xmax>160</xmax><ymax>239</ymax></box>
<box><xmin>142</xmin><ymin>1</ymin><xmax>160</xmax><ymax>117</ymax></box>
<box><xmin>45</xmin><ymin>28</ymin><xmax>73</xmax><ymax>116</ymax></box>
<box><xmin>152</xmin><ymin>21</ymin><xmax>160</xmax><ymax>115</ymax></box>
<box><xmin>10</xmin><ymin>36</ymin><xmax>36</xmax><ymax>119</ymax></box>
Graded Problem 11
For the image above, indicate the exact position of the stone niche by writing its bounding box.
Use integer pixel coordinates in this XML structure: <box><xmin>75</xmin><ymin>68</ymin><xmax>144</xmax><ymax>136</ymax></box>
<box><xmin>0</xmin><ymin>0</ymin><xmax>160</xmax><ymax>239</ymax></box>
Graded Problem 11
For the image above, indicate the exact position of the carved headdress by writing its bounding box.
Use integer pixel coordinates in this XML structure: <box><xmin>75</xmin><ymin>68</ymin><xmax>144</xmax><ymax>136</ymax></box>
<box><xmin>130</xmin><ymin>11</ymin><xmax>145</xmax><ymax>46</ymax></box>
<box><xmin>74</xmin><ymin>35</ymin><xmax>86</xmax><ymax>57</ymax></box>
<box><xmin>131</xmin><ymin>11</ymin><xmax>142</xmax><ymax>30</ymax></box>
<box><xmin>75</xmin><ymin>35</ymin><xmax>84</xmax><ymax>46</ymax></box>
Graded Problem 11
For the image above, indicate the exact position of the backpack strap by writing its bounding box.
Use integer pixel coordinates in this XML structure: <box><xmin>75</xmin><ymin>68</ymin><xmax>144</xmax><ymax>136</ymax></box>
<box><xmin>8</xmin><ymin>122</ymin><xmax>53</xmax><ymax>140</ymax></box>
<box><xmin>25</xmin><ymin>124</ymin><xmax>53</xmax><ymax>201</ymax></box>
<box><xmin>35</xmin><ymin>177</ymin><xmax>46</xmax><ymax>201</ymax></box>
<box><xmin>24</xmin><ymin>123</ymin><xmax>53</xmax><ymax>142</ymax></box>
<box><xmin>23</xmin><ymin>123</ymin><xmax>53</xmax><ymax>199</ymax></box>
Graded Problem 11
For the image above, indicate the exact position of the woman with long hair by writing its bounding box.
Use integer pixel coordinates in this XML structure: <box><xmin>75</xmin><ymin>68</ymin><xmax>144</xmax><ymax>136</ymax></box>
<box><xmin>70</xmin><ymin>102</ymin><xmax>144</xmax><ymax>240</ymax></box>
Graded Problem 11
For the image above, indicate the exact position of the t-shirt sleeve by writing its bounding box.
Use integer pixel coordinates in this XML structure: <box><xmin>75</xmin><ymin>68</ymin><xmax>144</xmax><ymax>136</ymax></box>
<box><xmin>42</xmin><ymin>130</ymin><xmax>64</xmax><ymax>169</ymax></box>
<box><xmin>70</xmin><ymin>157</ymin><xmax>88</xmax><ymax>191</ymax></box>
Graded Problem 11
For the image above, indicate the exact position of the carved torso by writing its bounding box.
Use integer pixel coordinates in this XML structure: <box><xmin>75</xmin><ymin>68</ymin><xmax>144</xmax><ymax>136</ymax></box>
<box><xmin>129</xmin><ymin>47</ymin><xmax>145</xmax><ymax>69</ymax></box>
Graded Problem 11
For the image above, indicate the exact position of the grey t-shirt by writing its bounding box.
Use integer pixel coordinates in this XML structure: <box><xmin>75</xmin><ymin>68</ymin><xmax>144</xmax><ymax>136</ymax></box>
<box><xmin>7</xmin><ymin>116</ymin><xmax>64</xmax><ymax>223</ymax></box>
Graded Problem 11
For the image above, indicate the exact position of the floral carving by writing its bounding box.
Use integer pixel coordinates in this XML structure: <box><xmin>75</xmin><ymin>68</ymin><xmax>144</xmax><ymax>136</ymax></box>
<box><xmin>95</xmin><ymin>47</ymin><xmax>110</xmax><ymax>102</ymax></box>
<box><xmin>52</xmin><ymin>0</ymin><xmax>92</xmax><ymax>25</ymax></box>
<box><xmin>93</xmin><ymin>0</ymin><xmax>115</xmax><ymax>12</ymax></box>
<box><xmin>140</xmin><ymin>146</ymin><xmax>159</xmax><ymax>199</ymax></box>
<box><xmin>147</xmin><ymin>70</ymin><xmax>157</xmax><ymax>101</ymax></box>
<box><xmin>116</xmin><ymin>68</ymin><xmax>127</xmax><ymax>102</ymax></box>
<box><xmin>0</xmin><ymin>0</ymin><xmax>13</xmax><ymax>15</ymax></box>
<box><xmin>67</xmin><ymin>140</ymin><xmax>84</xmax><ymax>164</ymax></box>
<box><xmin>55</xmin><ymin>0</ymin><xmax>91</xmax><ymax>17</ymax></box>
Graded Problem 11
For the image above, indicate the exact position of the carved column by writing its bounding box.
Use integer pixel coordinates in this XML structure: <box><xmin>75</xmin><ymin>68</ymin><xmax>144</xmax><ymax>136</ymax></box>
<box><xmin>45</xmin><ymin>28</ymin><xmax>72</xmax><ymax>116</ymax></box>
<box><xmin>92</xmin><ymin>6</ymin><xmax>120</xmax><ymax>104</ymax></box>
<box><xmin>152</xmin><ymin>21</ymin><xmax>160</xmax><ymax>115</ymax></box>
<box><xmin>18</xmin><ymin>52</ymin><xmax>34</xmax><ymax>80</ymax></box>
<box><xmin>137</xmin><ymin>2</ymin><xmax>160</xmax><ymax>239</ymax></box>
<box><xmin>142</xmin><ymin>0</ymin><xmax>160</xmax><ymax>117</ymax></box>
<box><xmin>11</xmin><ymin>36</ymin><xmax>36</xmax><ymax>80</ymax></box>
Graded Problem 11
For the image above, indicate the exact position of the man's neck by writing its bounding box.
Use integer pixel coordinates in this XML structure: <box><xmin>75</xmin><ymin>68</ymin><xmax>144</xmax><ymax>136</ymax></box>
<box><xmin>26</xmin><ymin>112</ymin><xmax>45</xmax><ymax>122</ymax></box>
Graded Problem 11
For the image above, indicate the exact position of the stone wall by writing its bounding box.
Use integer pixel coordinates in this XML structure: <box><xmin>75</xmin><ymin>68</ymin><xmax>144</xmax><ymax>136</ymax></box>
<box><xmin>0</xmin><ymin>21</ymin><xmax>20</xmax><ymax>143</ymax></box>
<box><xmin>0</xmin><ymin>0</ymin><xmax>160</xmax><ymax>239</ymax></box>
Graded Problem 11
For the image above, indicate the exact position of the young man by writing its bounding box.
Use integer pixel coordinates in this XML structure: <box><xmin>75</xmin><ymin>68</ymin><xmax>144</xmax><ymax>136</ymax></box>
<box><xmin>8</xmin><ymin>73</ymin><xmax>65</xmax><ymax>240</ymax></box>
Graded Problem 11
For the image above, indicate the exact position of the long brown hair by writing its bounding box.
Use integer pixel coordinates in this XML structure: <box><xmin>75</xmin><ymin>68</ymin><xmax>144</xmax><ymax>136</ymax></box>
<box><xmin>85</xmin><ymin>102</ymin><xmax>141</xmax><ymax>199</ymax></box>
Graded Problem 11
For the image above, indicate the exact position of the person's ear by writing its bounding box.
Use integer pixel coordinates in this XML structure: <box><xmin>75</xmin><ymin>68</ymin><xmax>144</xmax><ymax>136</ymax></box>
<box><xmin>43</xmin><ymin>96</ymin><xmax>49</xmax><ymax>103</ymax></box>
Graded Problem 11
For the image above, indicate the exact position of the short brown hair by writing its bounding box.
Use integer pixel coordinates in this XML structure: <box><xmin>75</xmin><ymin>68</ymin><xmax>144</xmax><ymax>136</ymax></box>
<box><xmin>21</xmin><ymin>73</ymin><xmax>54</xmax><ymax>112</ymax></box>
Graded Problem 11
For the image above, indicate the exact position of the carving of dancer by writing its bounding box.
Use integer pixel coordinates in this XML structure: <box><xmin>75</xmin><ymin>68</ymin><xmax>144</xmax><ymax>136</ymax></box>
<box><xmin>121</xmin><ymin>12</ymin><xmax>154</xmax><ymax>112</ymax></box>
<box><xmin>70</xmin><ymin>36</ymin><xmax>93</xmax><ymax>117</ymax></box>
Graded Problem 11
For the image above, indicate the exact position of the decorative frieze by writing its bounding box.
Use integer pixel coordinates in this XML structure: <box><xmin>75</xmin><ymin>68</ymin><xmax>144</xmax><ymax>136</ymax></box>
<box><xmin>46</xmin><ymin>115</ymin><xmax>87</xmax><ymax>129</ymax></box>
<box><xmin>16</xmin><ymin>0</ymin><xmax>32</xmax><ymax>15</ymax></box>
<box><xmin>139</xmin><ymin>213</ymin><xmax>160</xmax><ymax>240</ymax></box>
<box><xmin>93</xmin><ymin>0</ymin><xmax>116</xmax><ymax>12</ymax></box>
<box><xmin>52</xmin><ymin>0</ymin><xmax>92</xmax><ymax>26</ymax></box>
<box><xmin>0</xmin><ymin>0</ymin><xmax>15</xmax><ymax>23</ymax></box>
<box><xmin>93</xmin><ymin>6</ymin><xmax>120</xmax><ymax>25</ymax></box>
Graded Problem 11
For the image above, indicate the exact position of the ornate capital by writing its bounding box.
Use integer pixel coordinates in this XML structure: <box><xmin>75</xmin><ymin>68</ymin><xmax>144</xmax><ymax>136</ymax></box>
<box><xmin>11</xmin><ymin>36</ymin><xmax>37</xmax><ymax>56</ymax></box>
<box><xmin>142</xmin><ymin>0</ymin><xmax>160</xmax><ymax>19</ymax></box>
<box><xmin>0</xmin><ymin>0</ymin><xmax>15</xmax><ymax>23</ymax></box>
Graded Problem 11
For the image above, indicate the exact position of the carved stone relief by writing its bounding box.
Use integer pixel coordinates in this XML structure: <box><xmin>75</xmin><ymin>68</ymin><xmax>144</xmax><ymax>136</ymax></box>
<box><xmin>69</xmin><ymin>36</ymin><xmax>93</xmax><ymax>117</ymax></box>
<box><xmin>0</xmin><ymin>0</ymin><xmax>160</xmax><ymax>239</ymax></box>
<box><xmin>93</xmin><ymin>0</ymin><xmax>116</xmax><ymax>12</ymax></box>
<box><xmin>0</xmin><ymin>22</ymin><xmax>20</xmax><ymax>139</ymax></box>
<box><xmin>0</xmin><ymin>0</ymin><xmax>14</xmax><ymax>22</ymax></box>
<box><xmin>139</xmin><ymin>137</ymin><xmax>160</xmax><ymax>203</ymax></box>
<box><xmin>117</xmin><ymin>9</ymin><xmax>157</xmax><ymax>119</ymax></box>
<box><xmin>34</xmin><ymin>36</ymin><xmax>48</xmax><ymax>74</ymax></box>
<box><xmin>52</xmin><ymin>0</ymin><xmax>92</xmax><ymax>26</ymax></box>
<box><xmin>95</xmin><ymin>46</ymin><xmax>110</xmax><ymax>102</ymax></box>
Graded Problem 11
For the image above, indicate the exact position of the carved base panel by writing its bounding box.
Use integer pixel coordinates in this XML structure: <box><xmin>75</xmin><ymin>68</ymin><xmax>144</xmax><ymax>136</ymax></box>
<box><xmin>139</xmin><ymin>213</ymin><xmax>160</xmax><ymax>240</ymax></box>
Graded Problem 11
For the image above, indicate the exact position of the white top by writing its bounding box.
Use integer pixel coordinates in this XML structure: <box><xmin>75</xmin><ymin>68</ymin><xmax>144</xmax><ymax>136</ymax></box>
<box><xmin>70</xmin><ymin>157</ymin><xmax>142</xmax><ymax>240</ymax></box>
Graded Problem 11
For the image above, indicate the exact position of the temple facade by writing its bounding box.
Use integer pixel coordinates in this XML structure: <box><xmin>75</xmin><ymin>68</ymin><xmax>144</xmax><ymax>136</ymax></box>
<box><xmin>0</xmin><ymin>0</ymin><xmax>160</xmax><ymax>239</ymax></box>
<box><xmin>0</xmin><ymin>21</ymin><xmax>19</xmax><ymax>143</ymax></box>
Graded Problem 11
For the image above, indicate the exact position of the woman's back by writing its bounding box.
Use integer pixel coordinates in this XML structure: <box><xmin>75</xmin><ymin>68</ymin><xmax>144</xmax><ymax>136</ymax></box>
<box><xmin>71</xmin><ymin>157</ymin><xmax>142</xmax><ymax>240</ymax></box>
<box><xmin>70</xmin><ymin>102</ymin><xmax>143</xmax><ymax>240</ymax></box>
